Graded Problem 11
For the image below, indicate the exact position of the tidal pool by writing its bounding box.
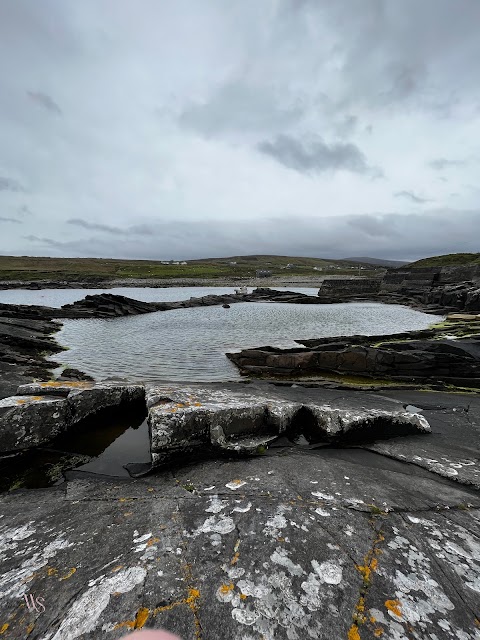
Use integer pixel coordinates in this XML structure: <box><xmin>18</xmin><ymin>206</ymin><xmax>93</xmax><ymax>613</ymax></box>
<box><xmin>50</xmin><ymin>297</ymin><xmax>443</xmax><ymax>382</ymax></box>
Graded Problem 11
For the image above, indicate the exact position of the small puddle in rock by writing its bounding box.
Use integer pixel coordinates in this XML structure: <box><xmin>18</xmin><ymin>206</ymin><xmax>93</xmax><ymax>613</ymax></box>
<box><xmin>0</xmin><ymin>401</ymin><xmax>150</xmax><ymax>491</ymax></box>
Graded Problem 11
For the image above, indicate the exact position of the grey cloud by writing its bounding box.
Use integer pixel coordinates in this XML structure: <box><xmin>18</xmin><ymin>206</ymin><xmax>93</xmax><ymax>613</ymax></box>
<box><xmin>0</xmin><ymin>216</ymin><xmax>22</xmax><ymax>224</ymax></box>
<box><xmin>67</xmin><ymin>218</ymin><xmax>126</xmax><ymax>235</ymax></box>
<box><xmin>394</xmin><ymin>191</ymin><xmax>430</xmax><ymax>204</ymax></box>
<box><xmin>67</xmin><ymin>218</ymin><xmax>155</xmax><ymax>236</ymax></box>
<box><xmin>179</xmin><ymin>81</ymin><xmax>304</xmax><ymax>138</ymax></box>
<box><xmin>21</xmin><ymin>209</ymin><xmax>480</xmax><ymax>263</ymax></box>
<box><xmin>429</xmin><ymin>158</ymin><xmax>465</xmax><ymax>170</ymax></box>
<box><xmin>347</xmin><ymin>215</ymin><xmax>397</xmax><ymax>238</ymax></box>
<box><xmin>257</xmin><ymin>134</ymin><xmax>371</xmax><ymax>174</ymax></box>
<box><xmin>0</xmin><ymin>176</ymin><xmax>25</xmax><ymax>192</ymax></box>
<box><xmin>27</xmin><ymin>91</ymin><xmax>62</xmax><ymax>115</ymax></box>
<box><xmin>18</xmin><ymin>205</ymin><xmax>33</xmax><ymax>216</ymax></box>
<box><xmin>23</xmin><ymin>235</ymin><xmax>65</xmax><ymax>248</ymax></box>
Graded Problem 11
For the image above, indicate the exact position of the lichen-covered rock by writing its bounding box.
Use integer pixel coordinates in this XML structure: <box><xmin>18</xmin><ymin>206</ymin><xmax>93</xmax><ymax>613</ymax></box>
<box><xmin>144</xmin><ymin>385</ymin><xmax>430</xmax><ymax>471</ymax></box>
<box><xmin>0</xmin><ymin>381</ymin><xmax>145</xmax><ymax>452</ymax></box>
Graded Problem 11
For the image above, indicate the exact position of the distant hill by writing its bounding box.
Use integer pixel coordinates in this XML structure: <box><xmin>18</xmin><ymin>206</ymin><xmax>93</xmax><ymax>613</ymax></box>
<box><xmin>408</xmin><ymin>253</ymin><xmax>480</xmax><ymax>268</ymax></box>
<box><xmin>343</xmin><ymin>257</ymin><xmax>409</xmax><ymax>268</ymax></box>
<box><xmin>0</xmin><ymin>254</ymin><xmax>383</xmax><ymax>281</ymax></box>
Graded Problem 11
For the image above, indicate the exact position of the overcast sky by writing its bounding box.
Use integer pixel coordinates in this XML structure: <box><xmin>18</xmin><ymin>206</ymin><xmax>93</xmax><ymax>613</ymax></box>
<box><xmin>1</xmin><ymin>0</ymin><xmax>479</xmax><ymax>262</ymax></box>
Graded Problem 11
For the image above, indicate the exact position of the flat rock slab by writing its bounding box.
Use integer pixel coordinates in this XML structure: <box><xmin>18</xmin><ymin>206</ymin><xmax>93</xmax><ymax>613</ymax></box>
<box><xmin>145</xmin><ymin>384</ymin><xmax>430</xmax><ymax>472</ymax></box>
<box><xmin>0</xmin><ymin>445</ymin><xmax>479</xmax><ymax>640</ymax></box>
<box><xmin>0</xmin><ymin>382</ymin><xmax>145</xmax><ymax>452</ymax></box>
<box><xmin>0</xmin><ymin>385</ymin><xmax>478</xmax><ymax>639</ymax></box>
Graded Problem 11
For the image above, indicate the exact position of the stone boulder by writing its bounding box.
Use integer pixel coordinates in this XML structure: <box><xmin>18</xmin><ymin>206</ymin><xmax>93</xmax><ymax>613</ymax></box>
<box><xmin>0</xmin><ymin>381</ymin><xmax>145</xmax><ymax>452</ymax></box>
<box><xmin>140</xmin><ymin>385</ymin><xmax>430</xmax><ymax>473</ymax></box>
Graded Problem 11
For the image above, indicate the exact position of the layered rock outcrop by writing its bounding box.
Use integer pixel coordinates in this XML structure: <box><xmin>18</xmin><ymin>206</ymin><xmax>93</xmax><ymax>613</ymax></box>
<box><xmin>127</xmin><ymin>384</ymin><xmax>430</xmax><ymax>475</ymax></box>
<box><xmin>227</xmin><ymin>322</ymin><xmax>480</xmax><ymax>387</ymax></box>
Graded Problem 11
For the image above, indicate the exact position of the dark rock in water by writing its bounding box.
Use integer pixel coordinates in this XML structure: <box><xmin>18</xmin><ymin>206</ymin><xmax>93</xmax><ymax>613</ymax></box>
<box><xmin>0</xmin><ymin>316</ymin><xmax>64</xmax><ymax>399</ymax></box>
<box><xmin>57</xmin><ymin>367</ymin><xmax>94</xmax><ymax>381</ymax></box>
<box><xmin>227</xmin><ymin>324</ymin><xmax>480</xmax><ymax>387</ymax></box>
<box><xmin>222</xmin><ymin>303</ymin><xmax>230</xmax><ymax>308</ymax></box>
<box><xmin>61</xmin><ymin>293</ymin><xmax>157</xmax><ymax>317</ymax></box>
<box><xmin>0</xmin><ymin>381</ymin><xmax>144</xmax><ymax>452</ymax></box>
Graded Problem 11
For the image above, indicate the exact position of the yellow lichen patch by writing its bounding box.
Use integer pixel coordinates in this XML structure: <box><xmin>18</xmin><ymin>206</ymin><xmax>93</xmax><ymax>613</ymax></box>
<box><xmin>16</xmin><ymin>399</ymin><xmax>27</xmax><ymax>405</ymax></box>
<box><xmin>147</xmin><ymin>487</ymin><xmax>154</xmax><ymax>492</ymax></box>
<box><xmin>111</xmin><ymin>565</ymin><xmax>124</xmax><ymax>573</ymax></box>
<box><xmin>26</xmin><ymin>623</ymin><xmax>34</xmax><ymax>635</ymax></box>
<box><xmin>239</xmin><ymin>593</ymin><xmax>247</xmax><ymax>600</ymax></box>
<box><xmin>60</xmin><ymin>567</ymin><xmax>76</xmax><ymax>580</ymax></box>
<box><xmin>114</xmin><ymin>620</ymin><xmax>135</xmax><ymax>630</ymax></box>
<box><xmin>0</xmin><ymin>624</ymin><xmax>9</xmax><ymax>635</ymax></box>
<box><xmin>230</xmin><ymin>479</ymin><xmax>243</xmax><ymax>486</ymax></box>
<box><xmin>356</xmin><ymin>596</ymin><xmax>366</xmax><ymax>614</ymax></box>
<box><xmin>194</xmin><ymin>402</ymin><xmax>202</xmax><ymax>406</ymax></box>
<box><xmin>134</xmin><ymin>607</ymin><xmax>149</xmax><ymax>629</ymax></box>
<box><xmin>31</xmin><ymin>396</ymin><xmax>44</xmax><ymax>401</ymax></box>
<box><xmin>385</xmin><ymin>599</ymin><xmax>402</xmax><ymax>618</ymax></box>
<box><xmin>374</xmin><ymin>628</ymin><xmax>384</xmax><ymax>637</ymax></box>
<box><xmin>146</xmin><ymin>537</ymin><xmax>160</xmax><ymax>547</ymax></box>
<box><xmin>218</xmin><ymin>583</ymin><xmax>234</xmax><ymax>595</ymax></box>
<box><xmin>187</xmin><ymin>588</ymin><xmax>200</xmax><ymax>603</ymax></box>
<box><xmin>347</xmin><ymin>623</ymin><xmax>360</xmax><ymax>640</ymax></box>
<box><xmin>124</xmin><ymin>512</ymin><xmax>132</xmax><ymax>517</ymax></box>
<box><xmin>153</xmin><ymin>587</ymin><xmax>200</xmax><ymax>618</ymax></box>
<box><xmin>47</xmin><ymin>567</ymin><xmax>58</xmax><ymax>576</ymax></box>
<box><xmin>349</xmin><ymin>524</ymin><xmax>385</xmax><ymax>637</ymax></box>
<box><xmin>231</xmin><ymin>551</ymin><xmax>240</xmax><ymax>566</ymax></box>
<box><xmin>40</xmin><ymin>381</ymin><xmax>90</xmax><ymax>388</ymax></box>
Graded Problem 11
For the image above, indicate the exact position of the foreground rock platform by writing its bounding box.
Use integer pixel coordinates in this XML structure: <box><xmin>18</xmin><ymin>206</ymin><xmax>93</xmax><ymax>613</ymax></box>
<box><xmin>0</xmin><ymin>384</ymin><xmax>479</xmax><ymax>639</ymax></box>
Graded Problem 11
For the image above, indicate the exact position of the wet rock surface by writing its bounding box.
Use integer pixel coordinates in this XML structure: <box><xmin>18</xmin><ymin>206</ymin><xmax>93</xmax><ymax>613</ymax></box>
<box><xmin>0</xmin><ymin>384</ymin><xmax>478</xmax><ymax>639</ymax></box>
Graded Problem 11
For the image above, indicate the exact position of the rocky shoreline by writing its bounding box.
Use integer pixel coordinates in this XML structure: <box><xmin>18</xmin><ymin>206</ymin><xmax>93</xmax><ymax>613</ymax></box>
<box><xmin>1</xmin><ymin>276</ymin><xmax>480</xmax><ymax>399</ymax></box>
<box><xmin>0</xmin><ymin>270</ymin><xmax>479</xmax><ymax>639</ymax></box>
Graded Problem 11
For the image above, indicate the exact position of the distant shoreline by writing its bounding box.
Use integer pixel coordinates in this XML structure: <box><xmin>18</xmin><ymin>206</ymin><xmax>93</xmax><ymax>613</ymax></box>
<box><xmin>0</xmin><ymin>274</ymin><xmax>363</xmax><ymax>290</ymax></box>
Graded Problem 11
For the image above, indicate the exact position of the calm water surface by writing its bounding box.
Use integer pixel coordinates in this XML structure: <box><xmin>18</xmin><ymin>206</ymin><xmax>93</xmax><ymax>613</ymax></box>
<box><xmin>16</xmin><ymin>287</ymin><xmax>442</xmax><ymax>382</ymax></box>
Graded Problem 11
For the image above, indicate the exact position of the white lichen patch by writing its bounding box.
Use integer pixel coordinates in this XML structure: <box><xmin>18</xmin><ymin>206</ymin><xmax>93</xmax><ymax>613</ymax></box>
<box><xmin>263</xmin><ymin>506</ymin><xmax>290</xmax><ymax>539</ymax></box>
<box><xmin>315</xmin><ymin>508</ymin><xmax>331</xmax><ymax>517</ymax></box>
<box><xmin>0</xmin><ymin>522</ymin><xmax>36</xmax><ymax>556</ymax></box>
<box><xmin>311</xmin><ymin>491</ymin><xmax>335</xmax><ymax>501</ymax></box>
<box><xmin>270</xmin><ymin>548</ymin><xmax>304</xmax><ymax>576</ymax></box>
<box><xmin>47</xmin><ymin>566</ymin><xmax>146</xmax><ymax>640</ymax></box>
<box><xmin>206</xmin><ymin>495</ymin><xmax>229</xmax><ymax>513</ymax></box>
<box><xmin>226</xmin><ymin>480</ymin><xmax>247</xmax><ymax>490</ymax></box>
<box><xmin>193</xmin><ymin>514</ymin><xmax>236</xmax><ymax>537</ymax></box>
<box><xmin>0</xmin><ymin>532</ymin><xmax>72</xmax><ymax>599</ymax></box>
<box><xmin>378</xmin><ymin>517</ymin><xmax>480</xmax><ymax>639</ymax></box>
<box><xmin>311</xmin><ymin>560</ymin><xmax>343</xmax><ymax>585</ymax></box>
<box><xmin>232</xmin><ymin>502</ymin><xmax>252</xmax><ymax>513</ymax></box>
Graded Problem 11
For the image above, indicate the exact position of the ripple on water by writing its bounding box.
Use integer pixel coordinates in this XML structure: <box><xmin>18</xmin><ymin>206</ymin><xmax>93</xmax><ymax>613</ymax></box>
<box><xmin>50</xmin><ymin>299</ymin><xmax>443</xmax><ymax>382</ymax></box>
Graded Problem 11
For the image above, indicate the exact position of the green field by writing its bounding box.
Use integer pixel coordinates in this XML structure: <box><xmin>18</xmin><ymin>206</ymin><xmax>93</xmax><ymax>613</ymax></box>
<box><xmin>409</xmin><ymin>253</ymin><xmax>480</xmax><ymax>268</ymax></box>
<box><xmin>0</xmin><ymin>254</ymin><xmax>380</xmax><ymax>281</ymax></box>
